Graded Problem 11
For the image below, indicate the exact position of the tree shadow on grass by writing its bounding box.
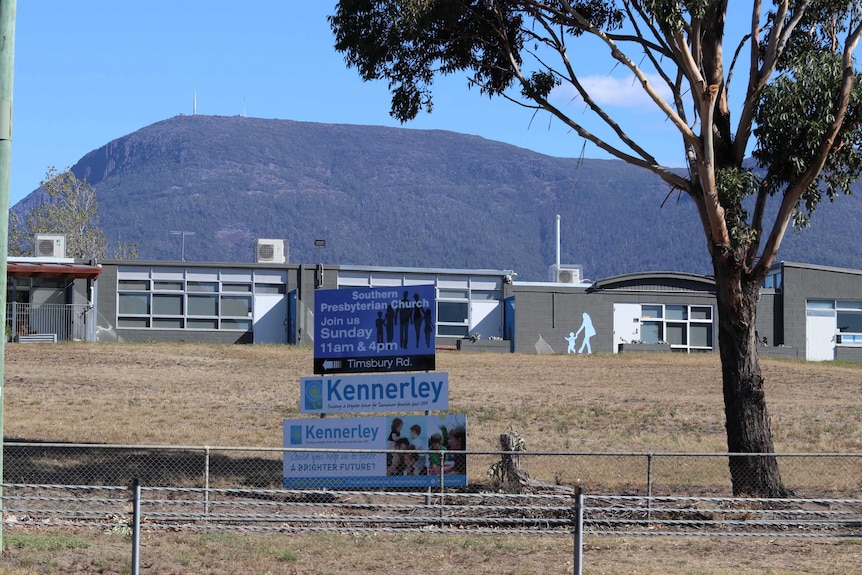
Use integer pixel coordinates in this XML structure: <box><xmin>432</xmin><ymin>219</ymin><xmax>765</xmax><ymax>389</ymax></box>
<box><xmin>3</xmin><ymin>440</ymin><xmax>284</xmax><ymax>489</ymax></box>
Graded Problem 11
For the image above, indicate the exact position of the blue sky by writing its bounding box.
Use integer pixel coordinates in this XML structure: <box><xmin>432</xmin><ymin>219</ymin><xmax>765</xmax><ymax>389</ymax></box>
<box><xmin>9</xmin><ymin>1</ymin><xmax>692</xmax><ymax>206</ymax></box>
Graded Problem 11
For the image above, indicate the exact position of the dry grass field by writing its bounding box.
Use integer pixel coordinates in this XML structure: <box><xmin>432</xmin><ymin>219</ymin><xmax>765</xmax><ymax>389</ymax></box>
<box><xmin>1</xmin><ymin>342</ymin><xmax>861</xmax><ymax>574</ymax></box>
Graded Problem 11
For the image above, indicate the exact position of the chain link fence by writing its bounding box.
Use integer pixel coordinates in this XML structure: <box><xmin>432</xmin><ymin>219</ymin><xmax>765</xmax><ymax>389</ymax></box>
<box><xmin>3</xmin><ymin>443</ymin><xmax>861</xmax><ymax>537</ymax></box>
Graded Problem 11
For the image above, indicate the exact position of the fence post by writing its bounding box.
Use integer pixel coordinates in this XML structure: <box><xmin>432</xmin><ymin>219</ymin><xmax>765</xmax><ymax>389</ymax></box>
<box><xmin>572</xmin><ymin>485</ymin><xmax>583</xmax><ymax>575</ymax></box>
<box><xmin>130</xmin><ymin>477</ymin><xmax>141</xmax><ymax>575</ymax></box>
<box><xmin>204</xmin><ymin>446</ymin><xmax>211</xmax><ymax>521</ymax></box>
<box><xmin>646</xmin><ymin>453</ymin><xmax>653</xmax><ymax>523</ymax></box>
<box><xmin>438</xmin><ymin>449</ymin><xmax>445</xmax><ymax>526</ymax></box>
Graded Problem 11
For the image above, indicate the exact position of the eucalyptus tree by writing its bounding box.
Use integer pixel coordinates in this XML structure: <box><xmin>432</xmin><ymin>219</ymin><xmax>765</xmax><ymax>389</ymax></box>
<box><xmin>26</xmin><ymin>167</ymin><xmax>107</xmax><ymax>259</ymax></box>
<box><xmin>330</xmin><ymin>0</ymin><xmax>862</xmax><ymax>496</ymax></box>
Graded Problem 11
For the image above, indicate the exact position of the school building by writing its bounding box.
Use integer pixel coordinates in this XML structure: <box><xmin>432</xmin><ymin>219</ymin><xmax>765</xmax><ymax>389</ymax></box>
<box><xmin>6</xmin><ymin>251</ymin><xmax>862</xmax><ymax>362</ymax></box>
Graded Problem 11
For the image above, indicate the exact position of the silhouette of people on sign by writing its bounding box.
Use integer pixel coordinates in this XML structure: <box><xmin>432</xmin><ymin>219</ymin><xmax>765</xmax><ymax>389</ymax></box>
<box><xmin>412</xmin><ymin>293</ymin><xmax>423</xmax><ymax>348</ymax></box>
<box><xmin>423</xmin><ymin>307</ymin><xmax>434</xmax><ymax>347</ymax></box>
<box><xmin>375</xmin><ymin>311</ymin><xmax>385</xmax><ymax>346</ymax></box>
<box><xmin>575</xmin><ymin>312</ymin><xmax>596</xmax><ymax>354</ymax></box>
<box><xmin>385</xmin><ymin>304</ymin><xmax>396</xmax><ymax>344</ymax></box>
<box><xmin>397</xmin><ymin>291</ymin><xmax>412</xmax><ymax>349</ymax></box>
<box><xmin>565</xmin><ymin>331</ymin><xmax>577</xmax><ymax>354</ymax></box>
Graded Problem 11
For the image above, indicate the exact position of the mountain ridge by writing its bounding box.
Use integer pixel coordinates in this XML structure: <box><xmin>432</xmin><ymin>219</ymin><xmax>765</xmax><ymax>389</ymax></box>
<box><xmin>13</xmin><ymin>114</ymin><xmax>862</xmax><ymax>281</ymax></box>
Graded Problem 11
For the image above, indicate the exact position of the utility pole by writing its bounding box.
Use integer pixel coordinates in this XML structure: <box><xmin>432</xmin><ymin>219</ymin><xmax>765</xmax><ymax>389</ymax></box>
<box><xmin>170</xmin><ymin>230</ymin><xmax>194</xmax><ymax>262</ymax></box>
<box><xmin>0</xmin><ymin>0</ymin><xmax>17</xmax><ymax>553</ymax></box>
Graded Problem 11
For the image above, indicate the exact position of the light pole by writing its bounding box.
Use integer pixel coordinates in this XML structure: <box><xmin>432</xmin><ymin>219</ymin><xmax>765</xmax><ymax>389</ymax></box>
<box><xmin>314</xmin><ymin>239</ymin><xmax>326</xmax><ymax>288</ymax></box>
<box><xmin>170</xmin><ymin>231</ymin><xmax>195</xmax><ymax>262</ymax></box>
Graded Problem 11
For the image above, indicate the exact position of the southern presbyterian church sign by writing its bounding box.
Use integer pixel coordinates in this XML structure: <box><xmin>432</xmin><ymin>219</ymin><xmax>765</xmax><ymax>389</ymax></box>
<box><xmin>313</xmin><ymin>285</ymin><xmax>436</xmax><ymax>374</ymax></box>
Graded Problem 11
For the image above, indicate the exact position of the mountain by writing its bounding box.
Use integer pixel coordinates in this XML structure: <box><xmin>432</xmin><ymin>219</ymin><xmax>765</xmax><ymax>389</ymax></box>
<box><xmin>13</xmin><ymin>114</ymin><xmax>862</xmax><ymax>280</ymax></box>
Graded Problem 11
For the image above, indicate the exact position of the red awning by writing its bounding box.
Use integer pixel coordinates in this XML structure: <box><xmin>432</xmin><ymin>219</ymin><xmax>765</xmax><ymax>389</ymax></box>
<box><xmin>7</xmin><ymin>261</ymin><xmax>102</xmax><ymax>280</ymax></box>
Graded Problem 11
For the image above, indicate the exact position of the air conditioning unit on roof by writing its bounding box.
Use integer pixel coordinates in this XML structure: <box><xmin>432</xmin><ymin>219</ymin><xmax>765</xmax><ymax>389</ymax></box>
<box><xmin>35</xmin><ymin>234</ymin><xmax>66</xmax><ymax>258</ymax></box>
<box><xmin>548</xmin><ymin>264</ymin><xmax>582</xmax><ymax>284</ymax></box>
<box><xmin>557</xmin><ymin>267</ymin><xmax>580</xmax><ymax>284</ymax></box>
<box><xmin>255</xmin><ymin>238</ymin><xmax>286</xmax><ymax>264</ymax></box>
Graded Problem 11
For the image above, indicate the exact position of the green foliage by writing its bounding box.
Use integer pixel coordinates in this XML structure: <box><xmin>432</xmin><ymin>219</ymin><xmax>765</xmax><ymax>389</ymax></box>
<box><xmin>103</xmin><ymin>513</ymin><xmax>133</xmax><ymax>539</ymax></box>
<box><xmin>112</xmin><ymin>241</ymin><xmax>140</xmax><ymax>261</ymax></box>
<box><xmin>521</xmin><ymin>71</ymin><xmax>559</xmax><ymax>100</ymax></box>
<box><xmin>487</xmin><ymin>428</ymin><xmax>526</xmax><ymax>486</ymax></box>
<box><xmin>756</xmin><ymin>48</ymin><xmax>862</xmax><ymax>228</ymax></box>
<box><xmin>7</xmin><ymin>209</ymin><xmax>30</xmax><ymax>257</ymax></box>
<box><xmin>330</xmin><ymin>0</ymin><xmax>526</xmax><ymax>121</ymax></box>
<box><xmin>715</xmin><ymin>166</ymin><xmax>760</xmax><ymax>248</ymax></box>
<box><xmin>25</xmin><ymin>167</ymin><xmax>108</xmax><ymax>259</ymax></box>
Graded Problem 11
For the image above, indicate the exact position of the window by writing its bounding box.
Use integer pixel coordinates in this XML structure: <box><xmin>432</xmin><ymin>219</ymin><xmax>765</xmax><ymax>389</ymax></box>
<box><xmin>638</xmin><ymin>303</ymin><xmax>714</xmax><ymax>352</ymax></box>
<box><xmin>119</xmin><ymin>280</ymin><xmax>149</xmax><ymax>291</ymax></box>
<box><xmin>117</xmin><ymin>267</ymin><xmax>283</xmax><ymax>332</ymax></box>
<box><xmin>641</xmin><ymin>305</ymin><xmax>663</xmax><ymax>319</ymax></box>
<box><xmin>221</xmin><ymin>295</ymin><xmax>252</xmax><ymax>317</ymax></box>
<box><xmin>641</xmin><ymin>321</ymin><xmax>663</xmax><ymax>344</ymax></box>
<box><xmin>338</xmin><ymin>272</ymin><xmax>505</xmax><ymax>341</ymax></box>
<box><xmin>690</xmin><ymin>306</ymin><xmax>712</xmax><ymax>321</ymax></box>
<box><xmin>666</xmin><ymin>322</ymin><xmax>687</xmax><ymax>345</ymax></box>
<box><xmin>188</xmin><ymin>295</ymin><xmax>218</xmax><ymax>316</ymax></box>
<box><xmin>837</xmin><ymin>311</ymin><xmax>862</xmax><ymax>333</ymax></box>
<box><xmin>118</xmin><ymin>294</ymin><xmax>149</xmax><ymax>315</ymax></box>
<box><xmin>836</xmin><ymin>301</ymin><xmax>862</xmax><ymax>346</ymax></box>
<box><xmin>153</xmin><ymin>294</ymin><xmax>183</xmax><ymax>316</ymax></box>
<box><xmin>154</xmin><ymin>281</ymin><xmax>183</xmax><ymax>291</ymax></box>
<box><xmin>806</xmin><ymin>299</ymin><xmax>862</xmax><ymax>347</ymax></box>
<box><xmin>763</xmin><ymin>269</ymin><xmax>783</xmax><ymax>290</ymax></box>
<box><xmin>188</xmin><ymin>281</ymin><xmax>218</xmax><ymax>293</ymax></box>
<box><xmin>690</xmin><ymin>324</ymin><xmax>713</xmax><ymax>348</ymax></box>
<box><xmin>438</xmin><ymin>301</ymin><xmax>469</xmax><ymax>323</ymax></box>
<box><xmin>665</xmin><ymin>305</ymin><xmax>687</xmax><ymax>321</ymax></box>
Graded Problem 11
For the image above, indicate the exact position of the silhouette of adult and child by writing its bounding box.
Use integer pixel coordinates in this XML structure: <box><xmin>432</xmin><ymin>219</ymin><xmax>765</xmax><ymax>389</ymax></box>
<box><xmin>565</xmin><ymin>312</ymin><xmax>595</xmax><ymax>354</ymax></box>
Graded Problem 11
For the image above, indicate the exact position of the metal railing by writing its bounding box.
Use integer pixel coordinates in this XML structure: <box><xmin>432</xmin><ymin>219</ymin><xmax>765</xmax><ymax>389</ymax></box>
<box><xmin>5</xmin><ymin>302</ymin><xmax>95</xmax><ymax>342</ymax></box>
<box><xmin>2</xmin><ymin>443</ymin><xmax>861</xmax><ymax>538</ymax></box>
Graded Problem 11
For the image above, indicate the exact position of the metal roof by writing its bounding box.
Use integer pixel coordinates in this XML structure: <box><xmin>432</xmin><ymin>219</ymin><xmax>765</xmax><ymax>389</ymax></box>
<box><xmin>7</xmin><ymin>261</ymin><xmax>102</xmax><ymax>280</ymax></box>
<box><xmin>587</xmin><ymin>271</ymin><xmax>715</xmax><ymax>293</ymax></box>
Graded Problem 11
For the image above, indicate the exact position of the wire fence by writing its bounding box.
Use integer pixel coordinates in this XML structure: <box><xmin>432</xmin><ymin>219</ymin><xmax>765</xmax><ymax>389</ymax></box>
<box><xmin>2</xmin><ymin>443</ymin><xmax>861</xmax><ymax>538</ymax></box>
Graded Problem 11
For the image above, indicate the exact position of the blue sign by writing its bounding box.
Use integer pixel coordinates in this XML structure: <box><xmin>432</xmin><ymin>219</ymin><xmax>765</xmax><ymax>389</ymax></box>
<box><xmin>283</xmin><ymin>414</ymin><xmax>467</xmax><ymax>488</ymax></box>
<box><xmin>300</xmin><ymin>372</ymin><xmax>449</xmax><ymax>414</ymax></box>
<box><xmin>314</xmin><ymin>285</ymin><xmax>436</xmax><ymax>374</ymax></box>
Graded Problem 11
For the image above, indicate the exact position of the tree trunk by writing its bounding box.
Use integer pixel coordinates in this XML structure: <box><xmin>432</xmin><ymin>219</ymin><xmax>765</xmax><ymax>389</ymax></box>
<box><xmin>713</xmin><ymin>255</ymin><xmax>788</xmax><ymax>497</ymax></box>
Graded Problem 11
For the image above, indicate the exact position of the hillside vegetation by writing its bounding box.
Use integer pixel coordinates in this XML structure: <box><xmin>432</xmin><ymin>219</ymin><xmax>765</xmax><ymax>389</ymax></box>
<box><xmin>13</xmin><ymin>115</ymin><xmax>862</xmax><ymax>279</ymax></box>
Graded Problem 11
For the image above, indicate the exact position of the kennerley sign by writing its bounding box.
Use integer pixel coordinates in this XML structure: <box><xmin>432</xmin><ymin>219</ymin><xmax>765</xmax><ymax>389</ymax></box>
<box><xmin>301</xmin><ymin>372</ymin><xmax>449</xmax><ymax>414</ymax></box>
